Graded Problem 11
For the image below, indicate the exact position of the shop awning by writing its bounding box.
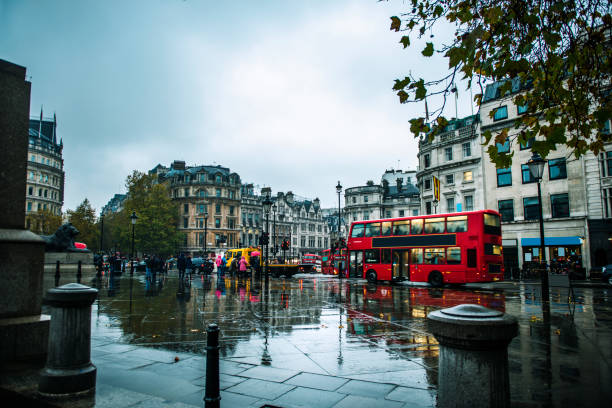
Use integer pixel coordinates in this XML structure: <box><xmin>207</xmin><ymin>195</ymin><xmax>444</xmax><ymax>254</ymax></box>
<box><xmin>521</xmin><ymin>236</ymin><xmax>582</xmax><ymax>247</ymax></box>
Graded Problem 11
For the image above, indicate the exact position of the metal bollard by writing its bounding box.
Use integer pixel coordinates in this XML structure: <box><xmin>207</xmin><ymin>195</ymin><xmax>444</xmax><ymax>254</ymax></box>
<box><xmin>428</xmin><ymin>304</ymin><xmax>518</xmax><ymax>408</ymax></box>
<box><xmin>204</xmin><ymin>323</ymin><xmax>221</xmax><ymax>408</ymax></box>
<box><xmin>39</xmin><ymin>283</ymin><xmax>98</xmax><ymax>396</ymax></box>
<box><xmin>55</xmin><ymin>260</ymin><xmax>60</xmax><ymax>286</ymax></box>
<box><xmin>77</xmin><ymin>260</ymin><xmax>82</xmax><ymax>283</ymax></box>
<box><xmin>130</xmin><ymin>260</ymin><xmax>134</xmax><ymax>276</ymax></box>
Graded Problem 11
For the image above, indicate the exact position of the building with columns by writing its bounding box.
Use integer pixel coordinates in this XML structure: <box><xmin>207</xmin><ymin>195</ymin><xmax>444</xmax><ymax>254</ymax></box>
<box><xmin>151</xmin><ymin>160</ymin><xmax>241</xmax><ymax>255</ymax></box>
<box><xmin>240</xmin><ymin>183</ymin><xmax>263</xmax><ymax>248</ymax></box>
<box><xmin>25</xmin><ymin>110</ymin><xmax>64</xmax><ymax>231</ymax></box>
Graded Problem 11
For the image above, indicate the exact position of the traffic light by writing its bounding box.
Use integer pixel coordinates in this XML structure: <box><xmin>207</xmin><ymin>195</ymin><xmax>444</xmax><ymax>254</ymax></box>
<box><xmin>281</xmin><ymin>239</ymin><xmax>289</xmax><ymax>251</ymax></box>
<box><xmin>338</xmin><ymin>238</ymin><xmax>346</xmax><ymax>248</ymax></box>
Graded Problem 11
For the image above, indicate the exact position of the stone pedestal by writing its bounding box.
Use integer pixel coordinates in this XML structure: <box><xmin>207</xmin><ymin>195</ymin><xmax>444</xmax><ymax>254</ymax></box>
<box><xmin>427</xmin><ymin>304</ymin><xmax>518</xmax><ymax>408</ymax></box>
<box><xmin>39</xmin><ymin>283</ymin><xmax>98</xmax><ymax>396</ymax></box>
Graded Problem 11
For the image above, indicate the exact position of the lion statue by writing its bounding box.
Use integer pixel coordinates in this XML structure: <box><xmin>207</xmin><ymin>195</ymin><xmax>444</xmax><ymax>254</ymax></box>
<box><xmin>41</xmin><ymin>223</ymin><xmax>89</xmax><ymax>252</ymax></box>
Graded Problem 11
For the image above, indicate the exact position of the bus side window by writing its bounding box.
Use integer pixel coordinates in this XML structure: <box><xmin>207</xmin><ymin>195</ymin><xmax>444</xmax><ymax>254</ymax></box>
<box><xmin>467</xmin><ymin>249</ymin><xmax>477</xmax><ymax>268</ymax></box>
<box><xmin>351</xmin><ymin>224</ymin><xmax>365</xmax><ymax>238</ymax></box>
<box><xmin>364</xmin><ymin>249</ymin><xmax>380</xmax><ymax>264</ymax></box>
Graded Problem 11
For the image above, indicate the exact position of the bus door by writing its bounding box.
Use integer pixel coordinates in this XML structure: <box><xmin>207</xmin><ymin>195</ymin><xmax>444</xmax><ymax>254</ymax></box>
<box><xmin>392</xmin><ymin>250</ymin><xmax>410</xmax><ymax>280</ymax></box>
<box><xmin>349</xmin><ymin>251</ymin><xmax>363</xmax><ymax>278</ymax></box>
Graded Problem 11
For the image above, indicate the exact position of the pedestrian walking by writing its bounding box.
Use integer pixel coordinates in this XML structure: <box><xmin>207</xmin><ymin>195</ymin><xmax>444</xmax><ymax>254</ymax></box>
<box><xmin>230</xmin><ymin>256</ymin><xmax>239</xmax><ymax>277</ymax></box>
<box><xmin>177</xmin><ymin>253</ymin><xmax>186</xmax><ymax>280</ymax></box>
<box><xmin>239</xmin><ymin>256</ymin><xmax>247</xmax><ymax>278</ymax></box>
<box><xmin>186</xmin><ymin>255</ymin><xmax>193</xmax><ymax>279</ymax></box>
<box><xmin>221</xmin><ymin>254</ymin><xmax>227</xmax><ymax>276</ymax></box>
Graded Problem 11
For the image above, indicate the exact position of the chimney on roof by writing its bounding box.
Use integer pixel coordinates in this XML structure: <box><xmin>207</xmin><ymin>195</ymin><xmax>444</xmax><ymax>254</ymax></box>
<box><xmin>396</xmin><ymin>178</ymin><xmax>403</xmax><ymax>193</ymax></box>
<box><xmin>172</xmin><ymin>160</ymin><xmax>186</xmax><ymax>170</ymax></box>
<box><xmin>382</xmin><ymin>179</ymin><xmax>389</xmax><ymax>194</ymax></box>
<box><xmin>313</xmin><ymin>198</ymin><xmax>320</xmax><ymax>208</ymax></box>
<box><xmin>286</xmin><ymin>191</ymin><xmax>294</xmax><ymax>204</ymax></box>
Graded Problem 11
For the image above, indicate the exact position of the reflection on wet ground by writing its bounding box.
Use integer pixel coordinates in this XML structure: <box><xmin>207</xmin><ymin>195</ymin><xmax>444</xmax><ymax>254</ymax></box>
<box><xmin>60</xmin><ymin>271</ymin><xmax>611</xmax><ymax>406</ymax></box>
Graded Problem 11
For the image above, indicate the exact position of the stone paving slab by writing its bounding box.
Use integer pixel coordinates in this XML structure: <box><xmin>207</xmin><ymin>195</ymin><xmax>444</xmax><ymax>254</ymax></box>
<box><xmin>270</xmin><ymin>386</ymin><xmax>347</xmax><ymax>408</ymax></box>
<box><xmin>238</xmin><ymin>365</ymin><xmax>300</xmax><ymax>382</ymax></box>
<box><xmin>225</xmin><ymin>378</ymin><xmax>296</xmax><ymax>400</ymax></box>
<box><xmin>332</xmin><ymin>394</ymin><xmax>404</xmax><ymax>408</ymax></box>
<box><xmin>385</xmin><ymin>386</ymin><xmax>437</xmax><ymax>406</ymax></box>
<box><xmin>284</xmin><ymin>372</ymin><xmax>349</xmax><ymax>391</ymax></box>
<box><xmin>335</xmin><ymin>379</ymin><xmax>396</xmax><ymax>399</ymax></box>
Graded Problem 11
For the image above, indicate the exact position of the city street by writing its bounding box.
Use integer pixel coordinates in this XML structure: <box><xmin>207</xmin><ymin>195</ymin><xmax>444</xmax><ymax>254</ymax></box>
<box><xmin>59</xmin><ymin>271</ymin><xmax>612</xmax><ymax>407</ymax></box>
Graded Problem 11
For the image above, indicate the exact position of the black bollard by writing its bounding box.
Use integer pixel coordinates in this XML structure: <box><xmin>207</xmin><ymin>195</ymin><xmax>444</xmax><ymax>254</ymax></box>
<box><xmin>204</xmin><ymin>324</ymin><xmax>221</xmax><ymax>408</ymax></box>
<box><xmin>77</xmin><ymin>260</ymin><xmax>82</xmax><ymax>283</ymax></box>
<box><xmin>130</xmin><ymin>260</ymin><xmax>134</xmax><ymax>276</ymax></box>
<box><xmin>55</xmin><ymin>260</ymin><xmax>60</xmax><ymax>287</ymax></box>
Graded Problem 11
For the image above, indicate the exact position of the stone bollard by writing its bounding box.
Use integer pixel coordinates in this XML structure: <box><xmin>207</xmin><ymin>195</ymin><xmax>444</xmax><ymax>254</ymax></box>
<box><xmin>204</xmin><ymin>323</ymin><xmax>221</xmax><ymax>408</ymax></box>
<box><xmin>39</xmin><ymin>283</ymin><xmax>98</xmax><ymax>396</ymax></box>
<box><xmin>427</xmin><ymin>304</ymin><xmax>518</xmax><ymax>408</ymax></box>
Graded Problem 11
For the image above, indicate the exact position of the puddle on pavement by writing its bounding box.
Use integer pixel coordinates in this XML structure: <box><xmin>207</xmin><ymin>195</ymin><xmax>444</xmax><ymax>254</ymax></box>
<box><xmin>45</xmin><ymin>271</ymin><xmax>612</xmax><ymax>407</ymax></box>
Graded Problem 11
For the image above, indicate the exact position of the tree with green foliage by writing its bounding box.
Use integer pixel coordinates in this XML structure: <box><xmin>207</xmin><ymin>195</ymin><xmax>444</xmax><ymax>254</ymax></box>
<box><xmin>388</xmin><ymin>0</ymin><xmax>611</xmax><ymax>167</ymax></box>
<box><xmin>67</xmin><ymin>198</ymin><xmax>99</xmax><ymax>251</ymax></box>
<box><xmin>113</xmin><ymin>171</ymin><xmax>183</xmax><ymax>258</ymax></box>
<box><xmin>26</xmin><ymin>209</ymin><xmax>63</xmax><ymax>235</ymax></box>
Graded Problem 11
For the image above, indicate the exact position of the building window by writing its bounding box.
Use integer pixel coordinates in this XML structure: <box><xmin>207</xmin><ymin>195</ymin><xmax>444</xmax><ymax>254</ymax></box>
<box><xmin>523</xmin><ymin>197</ymin><xmax>540</xmax><ymax>220</ymax></box>
<box><xmin>424</xmin><ymin>178</ymin><xmax>432</xmax><ymax>190</ymax></box>
<box><xmin>604</xmin><ymin>188</ymin><xmax>612</xmax><ymax>218</ymax></box>
<box><xmin>229</xmin><ymin>206</ymin><xmax>234</xmax><ymax>215</ymax></box>
<box><xmin>445</xmin><ymin>147</ymin><xmax>453</xmax><ymax>161</ymax></box>
<box><xmin>517</xmin><ymin>104</ymin><xmax>528</xmax><ymax>115</ymax></box>
<box><xmin>549</xmin><ymin>158</ymin><xmax>567</xmax><ymax>180</ymax></box>
<box><xmin>445</xmin><ymin>174</ymin><xmax>454</xmax><ymax>185</ymax></box>
<box><xmin>363</xmin><ymin>212</ymin><xmax>369</xmax><ymax>220</ymax></box>
<box><xmin>413</xmin><ymin>209</ymin><xmax>419</xmax><ymax>216</ymax></box>
<box><xmin>551</xmin><ymin>193</ymin><xmax>569</xmax><ymax>218</ymax></box>
<box><xmin>229</xmin><ymin>190</ymin><xmax>235</xmax><ymax>199</ymax></box>
<box><xmin>463</xmin><ymin>171</ymin><xmax>473</xmax><ymax>182</ymax></box>
<box><xmin>497</xmin><ymin>168</ymin><xmax>512</xmax><ymax>186</ymax></box>
<box><xmin>398</xmin><ymin>210</ymin><xmax>405</xmax><ymax>217</ymax></box>
<box><xmin>385</xmin><ymin>211</ymin><xmax>391</xmax><ymax>218</ymax></box>
<box><xmin>28</xmin><ymin>186</ymin><xmax>33</xmax><ymax>195</ymax></box>
<box><xmin>198</xmin><ymin>204</ymin><xmax>206</xmax><ymax>214</ymax></box>
<box><xmin>352</xmin><ymin>196</ymin><xmax>356</xmax><ymax>204</ymax></box>
<box><xmin>216</xmin><ymin>175</ymin><xmax>221</xmax><ymax>183</ymax></box>
<box><xmin>521</xmin><ymin>164</ymin><xmax>536</xmax><ymax>183</ymax></box>
<box><xmin>446</xmin><ymin>197</ymin><xmax>455</xmax><ymax>213</ymax></box>
<box><xmin>215</xmin><ymin>204</ymin><xmax>221</xmax><ymax>214</ymax></box>
<box><xmin>215</xmin><ymin>218</ymin><xmax>221</xmax><ymax>228</ymax></box>
<box><xmin>184</xmin><ymin>204</ymin><xmax>189</xmax><ymax>214</ymax></box>
<box><xmin>27</xmin><ymin>202</ymin><xmax>32</xmax><ymax>211</ymax></box>
<box><xmin>520</xmin><ymin>136</ymin><xmax>534</xmax><ymax>150</ymax></box>
<box><xmin>496</xmin><ymin>139</ymin><xmax>510</xmax><ymax>153</ymax></box>
<box><xmin>216</xmin><ymin>188</ymin><xmax>221</xmax><ymax>197</ymax></box>
<box><xmin>184</xmin><ymin>188</ymin><xmax>189</xmax><ymax>197</ymax></box>
<box><xmin>498</xmin><ymin>199</ymin><xmax>514</xmax><ymax>222</ymax></box>
<box><xmin>462</xmin><ymin>142</ymin><xmax>471</xmax><ymax>157</ymax></box>
<box><xmin>424</xmin><ymin>153</ymin><xmax>430</xmax><ymax>168</ymax></box>
<box><xmin>183</xmin><ymin>217</ymin><xmax>188</xmax><ymax>228</ymax></box>
<box><xmin>493</xmin><ymin>106</ymin><xmax>508</xmax><ymax>121</ymax></box>
<box><xmin>425</xmin><ymin>201</ymin><xmax>432</xmax><ymax>215</ymax></box>
<box><xmin>364</xmin><ymin>195</ymin><xmax>369</xmax><ymax>203</ymax></box>
<box><xmin>198</xmin><ymin>218</ymin><xmax>204</xmax><ymax>228</ymax></box>
<box><xmin>199</xmin><ymin>190</ymin><xmax>206</xmax><ymax>197</ymax></box>
<box><xmin>464</xmin><ymin>196</ymin><xmax>473</xmax><ymax>211</ymax></box>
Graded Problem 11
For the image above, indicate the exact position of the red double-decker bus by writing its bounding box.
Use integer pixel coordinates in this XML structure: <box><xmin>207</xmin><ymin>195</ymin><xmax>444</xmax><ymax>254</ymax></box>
<box><xmin>321</xmin><ymin>248</ymin><xmax>347</xmax><ymax>275</ymax></box>
<box><xmin>345</xmin><ymin>210</ymin><xmax>504</xmax><ymax>286</ymax></box>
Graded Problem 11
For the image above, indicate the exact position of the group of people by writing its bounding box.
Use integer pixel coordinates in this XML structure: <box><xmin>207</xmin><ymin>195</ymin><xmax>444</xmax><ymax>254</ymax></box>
<box><xmin>177</xmin><ymin>253</ymin><xmax>194</xmax><ymax>280</ymax></box>
<box><xmin>214</xmin><ymin>254</ymin><xmax>253</xmax><ymax>278</ymax></box>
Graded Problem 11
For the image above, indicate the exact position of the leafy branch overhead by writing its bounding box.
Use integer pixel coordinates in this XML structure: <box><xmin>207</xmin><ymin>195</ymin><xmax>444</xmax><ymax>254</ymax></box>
<box><xmin>388</xmin><ymin>0</ymin><xmax>612</xmax><ymax>166</ymax></box>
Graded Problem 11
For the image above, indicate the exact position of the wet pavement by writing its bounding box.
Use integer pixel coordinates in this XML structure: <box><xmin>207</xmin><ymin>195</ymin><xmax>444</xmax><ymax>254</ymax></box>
<box><xmin>44</xmin><ymin>271</ymin><xmax>612</xmax><ymax>407</ymax></box>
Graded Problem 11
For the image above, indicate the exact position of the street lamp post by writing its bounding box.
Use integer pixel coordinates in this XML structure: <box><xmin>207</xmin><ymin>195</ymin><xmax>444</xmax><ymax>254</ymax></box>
<box><xmin>262</xmin><ymin>195</ymin><xmax>273</xmax><ymax>286</ymax></box>
<box><xmin>204</xmin><ymin>211</ymin><xmax>208</xmax><ymax>257</ymax></box>
<box><xmin>527</xmin><ymin>153</ymin><xmax>549</xmax><ymax>303</ymax></box>
<box><xmin>272</xmin><ymin>203</ymin><xmax>277</xmax><ymax>259</ymax></box>
<box><xmin>130</xmin><ymin>211</ymin><xmax>138</xmax><ymax>276</ymax></box>
<box><xmin>336</xmin><ymin>181</ymin><xmax>343</xmax><ymax>279</ymax></box>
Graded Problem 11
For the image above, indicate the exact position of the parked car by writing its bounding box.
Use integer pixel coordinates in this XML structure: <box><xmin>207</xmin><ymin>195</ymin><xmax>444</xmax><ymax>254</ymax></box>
<box><xmin>602</xmin><ymin>264</ymin><xmax>612</xmax><ymax>285</ymax></box>
<box><xmin>191</xmin><ymin>257</ymin><xmax>214</xmax><ymax>274</ymax></box>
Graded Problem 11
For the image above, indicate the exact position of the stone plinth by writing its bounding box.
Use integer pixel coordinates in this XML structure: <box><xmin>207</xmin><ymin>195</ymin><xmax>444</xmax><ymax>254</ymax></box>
<box><xmin>44</xmin><ymin>251</ymin><xmax>93</xmax><ymax>265</ymax></box>
<box><xmin>428</xmin><ymin>304</ymin><xmax>518</xmax><ymax>408</ymax></box>
<box><xmin>39</xmin><ymin>283</ymin><xmax>98</xmax><ymax>396</ymax></box>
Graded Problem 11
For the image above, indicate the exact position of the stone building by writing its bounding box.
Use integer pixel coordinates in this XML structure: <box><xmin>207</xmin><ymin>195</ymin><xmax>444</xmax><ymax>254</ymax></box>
<box><xmin>344</xmin><ymin>170</ymin><xmax>420</xmax><ymax>223</ymax></box>
<box><xmin>25</xmin><ymin>110</ymin><xmax>64</xmax><ymax>231</ymax></box>
<box><xmin>240</xmin><ymin>183</ymin><xmax>263</xmax><ymax>247</ymax></box>
<box><xmin>262</xmin><ymin>189</ymin><xmax>327</xmax><ymax>258</ymax></box>
<box><xmin>480</xmin><ymin>80</ymin><xmax>591</xmax><ymax>275</ymax></box>
<box><xmin>416</xmin><ymin>115</ymin><xmax>482</xmax><ymax>215</ymax></box>
<box><xmin>101</xmin><ymin>193</ymin><xmax>127</xmax><ymax>216</ymax></box>
<box><xmin>152</xmin><ymin>160</ymin><xmax>241</xmax><ymax>255</ymax></box>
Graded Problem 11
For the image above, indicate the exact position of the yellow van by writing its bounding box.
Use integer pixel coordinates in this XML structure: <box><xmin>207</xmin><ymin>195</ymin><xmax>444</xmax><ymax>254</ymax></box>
<box><xmin>225</xmin><ymin>247</ymin><xmax>262</xmax><ymax>267</ymax></box>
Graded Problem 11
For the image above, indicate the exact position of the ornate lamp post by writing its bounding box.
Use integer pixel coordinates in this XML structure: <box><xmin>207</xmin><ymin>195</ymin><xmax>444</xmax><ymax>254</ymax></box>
<box><xmin>336</xmin><ymin>181</ymin><xmax>343</xmax><ymax>279</ymax></box>
<box><xmin>527</xmin><ymin>153</ymin><xmax>549</xmax><ymax>303</ymax></box>
<box><xmin>262</xmin><ymin>194</ymin><xmax>273</xmax><ymax>284</ymax></box>
<box><xmin>130</xmin><ymin>211</ymin><xmax>138</xmax><ymax>276</ymax></box>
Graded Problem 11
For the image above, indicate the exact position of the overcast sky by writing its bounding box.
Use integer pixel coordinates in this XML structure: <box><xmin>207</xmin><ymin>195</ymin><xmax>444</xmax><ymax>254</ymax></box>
<box><xmin>1</xmin><ymin>0</ymin><xmax>477</xmax><ymax>213</ymax></box>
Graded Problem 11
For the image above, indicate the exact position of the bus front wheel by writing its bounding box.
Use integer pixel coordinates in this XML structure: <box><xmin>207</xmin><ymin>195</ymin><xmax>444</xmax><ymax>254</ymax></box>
<box><xmin>366</xmin><ymin>270</ymin><xmax>377</xmax><ymax>283</ymax></box>
<box><xmin>428</xmin><ymin>271</ymin><xmax>444</xmax><ymax>288</ymax></box>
